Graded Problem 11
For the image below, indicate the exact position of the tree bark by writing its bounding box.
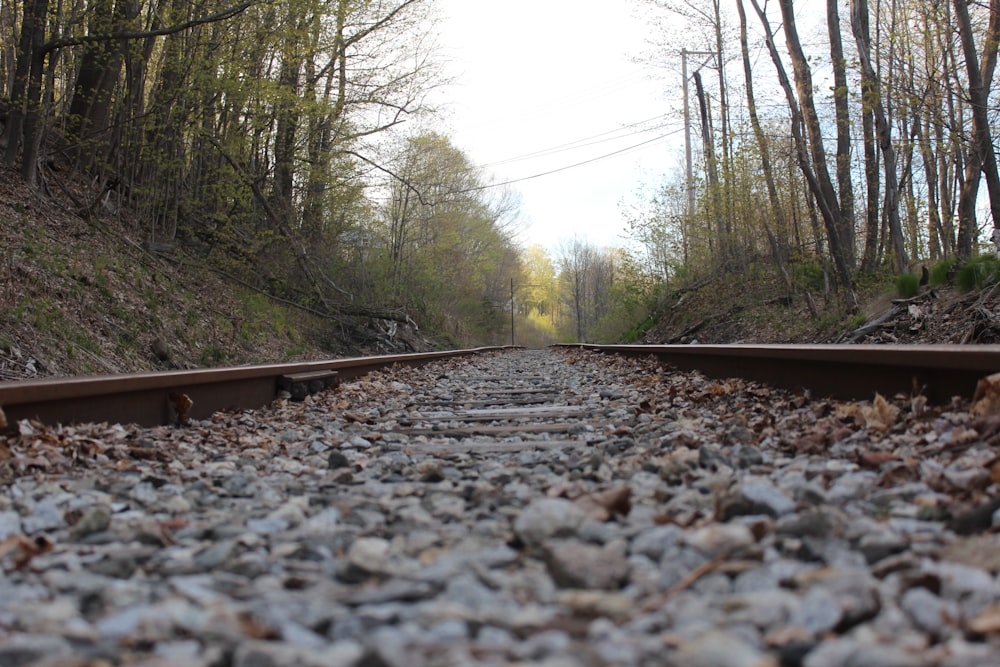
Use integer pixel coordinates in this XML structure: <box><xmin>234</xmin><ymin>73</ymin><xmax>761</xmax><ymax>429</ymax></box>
<box><xmin>736</xmin><ymin>0</ymin><xmax>791</xmax><ymax>287</ymax></box>
<box><xmin>749</xmin><ymin>0</ymin><xmax>857</xmax><ymax>309</ymax></box>
<box><xmin>693</xmin><ymin>70</ymin><xmax>726</xmax><ymax>265</ymax></box>
<box><xmin>954</xmin><ymin>0</ymin><xmax>1000</xmax><ymax>257</ymax></box>
<box><xmin>827</xmin><ymin>0</ymin><xmax>857</xmax><ymax>266</ymax></box>
<box><xmin>851</xmin><ymin>0</ymin><xmax>908</xmax><ymax>272</ymax></box>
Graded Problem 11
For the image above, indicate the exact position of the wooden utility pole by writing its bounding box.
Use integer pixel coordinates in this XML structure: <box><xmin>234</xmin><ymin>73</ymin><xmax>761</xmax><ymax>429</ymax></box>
<box><xmin>680</xmin><ymin>49</ymin><xmax>716</xmax><ymax>223</ymax></box>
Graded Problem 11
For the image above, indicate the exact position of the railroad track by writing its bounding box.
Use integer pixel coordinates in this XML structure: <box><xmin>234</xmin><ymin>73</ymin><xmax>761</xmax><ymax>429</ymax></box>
<box><xmin>0</xmin><ymin>347</ymin><xmax>511</xmax><ymax>427</ymax></box>
<box><xmin>1</xmin><ymin>343</ymin><xmax>999</xmax><ymax>428</ymax></box>
<box><xmin>4</xmin><ymin>346</ymin><xmax>1000</xmax><ymax>665</ymax></box>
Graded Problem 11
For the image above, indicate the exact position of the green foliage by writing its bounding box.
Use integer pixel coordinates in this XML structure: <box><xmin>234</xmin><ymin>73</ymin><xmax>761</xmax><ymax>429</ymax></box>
<box><xmin>793</xmin><ymin>261</ymin><xmax>826</xmax><ymax>292</ymax></box>
<box><xmin>621</xmin><ymin>315</ymin><xmax>657</xmax><ymax>343</ymax></box>
<box><xmin>895</xmin><ymin>273</ymin><xmax>920</xmax><ymax>298</ymax></box>
<box><xmin>956</xmin><ymin>255</ymin><xmax>1000</xmax><ymax>292</ymax></box>
<box><xmin>236</xmin><ymin>290</ymin><xmax>299</xmax><ymax>345</ymax></box>
<box><xmin>928</xmin><ymin>258</ymin><xmax>958</xmax><ymax>286</ymax></box>
<box><xmin>31</xmin><ymin>299</ymin><xmax>63</xmax><ymax>331</ymax></box>
<box><xmin>200</xmin><ymin>346</ymin><xmax>227</xmax><ymax>366</ymax></box>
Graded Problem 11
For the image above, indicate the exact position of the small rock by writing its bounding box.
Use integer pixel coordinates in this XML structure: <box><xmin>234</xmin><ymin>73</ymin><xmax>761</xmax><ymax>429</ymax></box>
<box><xmin>69</xmin><ymin>505</ymin><xmax>112</xmax><ymax>540</ymax></box>
<box><xmin>722</xmin><ymin>479</ymin><xmax>796</xmax><ymax>518</ymax></box>
<box><xmin>672</xmin><ymin>630</ymin><xmax>779</xmax><ymax>667</ymax></box>
<box><xmin>685</xmin><ymin>523</ymin><xmax>756</xmax><ymax>557</ymax></box>
<box><xmin>541</xmin><ymin>538</ymin><xmax>629</xmax><ymax>590</ymax></box>
<box><xmin>0</xmin><ymin>511</ymin><xmax>22</xmax><ymax>540</ymax></box>
<box><xmin>514</xmin><ymin>498</ymin><xmax>586</xmax><ymax>547</ymax></box>
<box><xmin>900</xmin><ymin>587</ymin><xmax>959</xmax><ymax>639</ymax></box>
<box><xmin>328</xmin><ymin>451</ymin><xmax>351</xmax><ymax>469</ymax></box>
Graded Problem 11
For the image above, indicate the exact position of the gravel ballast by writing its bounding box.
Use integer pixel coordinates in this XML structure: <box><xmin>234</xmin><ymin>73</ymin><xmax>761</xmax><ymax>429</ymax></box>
<box><xmin>2</xmin><ymin>348</ymin><xmax>1000</xmax><ymax>666</ymax></box>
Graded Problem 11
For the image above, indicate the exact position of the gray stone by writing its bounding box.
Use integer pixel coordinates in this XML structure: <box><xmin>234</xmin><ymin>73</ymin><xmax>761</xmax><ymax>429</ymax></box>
<box><xmin>724</xmin><ymin>479</ymin><xmax>796</xmax><ymax>517</ymax></box>
<box><xmin>630</xmin><ymin>524</ymin><xmax>682</xmax><ymax>560</ymax></box>
<box><xmin>0</xmin><ymin>510</ymin><xmax>22</xmax><ymax>540</ymax></box>
<box><xmin>513</xmin><ymin>498</ymin><xmax>586</xmax><ymax>547</ymax></box>
<box><xmin>541</xmin><ymin>538</ymin><xmax>630</xmax><ymax>590</ymax></box>
<box><xmin>21</xmin><ymin>499</ymin><xmax>65</xmax><ymax>534</ymax></box>
<box><xmin>900</xmin><ymin>587</ymin><xmax>960</xmax><ymax>639</ymax></box>
<box><xmin>0</xmin><ymin>634</ymin><xmax>73</xmax><ymax>667</ymax></box>
<box><xmin>672</xmin><ymin>630</ymin><xmax>779</xmax><ymax>667</ymax></box>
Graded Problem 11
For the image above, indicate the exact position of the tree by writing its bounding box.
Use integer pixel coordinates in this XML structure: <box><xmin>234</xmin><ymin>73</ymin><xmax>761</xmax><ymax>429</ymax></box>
<box><xmin>851</xmin><ymin>0</ymin><xmax>908</xmax><ymax>272</ymax></box>
<box><xmin>748</xmin><ymin>0</ymin><xmax>856</xmax><ymax>309</ymax></box>
<box><xmin>953</xmin><ymin>0</ymin><xmax>1000</xmax><ymax>257</ymax></box>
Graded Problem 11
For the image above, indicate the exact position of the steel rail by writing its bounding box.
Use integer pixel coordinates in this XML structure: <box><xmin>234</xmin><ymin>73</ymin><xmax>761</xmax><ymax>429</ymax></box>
<box><xmin>0</xmin><ymin>347</ymin><xmax>513</xmax><ymax>427</ymax></box>
<box><xmin>568</xmin><ymin>343</ymin><xmax>1000</xmax><ymax>403</ymax></box>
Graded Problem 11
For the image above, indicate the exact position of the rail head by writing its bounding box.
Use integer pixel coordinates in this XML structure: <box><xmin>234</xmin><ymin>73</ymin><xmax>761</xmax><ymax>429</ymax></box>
<box><xmin>0</xmin><ymin>346</ymin><xmax>520</xmax><ymax>427</ymax></box>
<box><xmin>557</xmin><ymin>343</ymin><xmax>1000</xmax><ymax>403</ymax></box>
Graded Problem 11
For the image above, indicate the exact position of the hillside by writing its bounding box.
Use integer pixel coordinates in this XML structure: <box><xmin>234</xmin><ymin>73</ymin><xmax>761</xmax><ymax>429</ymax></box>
<box><xmin>3</xmin><ymin>162</ymin><xmax>997</xmax><ymax>384</ymax></box>
<box><xmin>639</xmin><ymin>265</ymin><xmax>1000</xmax><ymax>347</ymax></box>
<box><xmin>0</xmin><ymin>168</ymin><xmax>428</xmax><ymax>381</ymax></box>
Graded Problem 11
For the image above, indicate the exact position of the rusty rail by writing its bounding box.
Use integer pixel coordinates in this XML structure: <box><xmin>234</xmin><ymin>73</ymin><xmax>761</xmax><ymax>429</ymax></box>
<box><xmin>4</xmin><ymin>344</ymin><xmax>998</xmax><ymax>428</ymax></box>
<box><xmin>568</xmin><ymin>343</ymin><xmax>1000</xmax><ymax>403</ymax></box>
<box><xmin>0</xmin><ymin>347</ymin><xmax>513</xmax><ymax>427</ymax></box>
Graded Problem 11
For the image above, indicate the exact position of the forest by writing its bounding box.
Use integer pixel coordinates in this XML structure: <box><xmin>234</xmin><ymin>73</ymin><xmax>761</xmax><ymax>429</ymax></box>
<box><xmin>1</xmin><ymin>0</ymin><xmax>999</xmax><ymax>348</ymax></box>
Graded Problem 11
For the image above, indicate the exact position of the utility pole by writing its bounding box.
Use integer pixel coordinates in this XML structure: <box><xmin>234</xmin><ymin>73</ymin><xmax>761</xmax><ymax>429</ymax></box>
<box><xmin>681</xmin><ymin>49</ymin><xmax>716</xmax><ymax>223</ymax></box>
<box><xmin>510</xmin><ymin>278</ymin><xmax>515</xmax><ymax>347</ymax></box>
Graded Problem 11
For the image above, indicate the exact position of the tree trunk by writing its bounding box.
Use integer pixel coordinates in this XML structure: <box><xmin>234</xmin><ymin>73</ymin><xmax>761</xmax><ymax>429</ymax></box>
<box><xmin>778</xmin><ymin>0</ymin><xmax>850</xmax><ymax>267</ymax></box>
<box><xmin>827</xmin><ymin>0</ymin><xmax>856</xmax><ymax>266</ymax></box>
<box><xmin>64</xmin><ymin>0</ymin><xmax>132</xmax><ymax>171</ymax></box>
<box><xmin>736</xmin><ymin>0</ymin><xmax>791</xmax><ymax>287</ymax></box>
<box><xmin>851</xmin><ymin>0</ymin><xmax>908</xmax><ymax>272</ymax></box>
<box><xmin>693</xmin><ymin>70</ymin><xmax>726</xmax><ymax>265</ymax></box>
<box><xmin>954</xmin><ymin>0</ymin><xmax>1000</xmax><ymax>257</ymax></box>
<box><xmin>749</xmin><ymin>0</ymin><xmax>857</xmax><ymax>309</ymax></box>
<box><xmin>4</xmin><ymin>0</ymin><xmax>46</xmax><ymax>168</ymax></box>
<box><xmin>17</xmin><ymin>0</ymin><xmax>48</xmax><ymax>186</ymax></box>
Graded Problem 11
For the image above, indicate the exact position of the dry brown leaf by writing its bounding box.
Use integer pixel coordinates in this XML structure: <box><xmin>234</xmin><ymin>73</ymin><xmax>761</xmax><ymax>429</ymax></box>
<box><xmin>972</xmin><ymin>372</ymin><xmax>1000</xmax><ymax>417</ymax></box>
<box><xmin>969</xmin><ymin>601</ymin><xmax>1000</xmax><ymax>634</ymax></box>
<box><xmin>573</xmin><ymin>486</ymin><xmax>632</xmax><ymax>521</ymax></box>
<box><xmin>168</xmin><ymin>392</ymin><xmax>193</xmax><ymax>424</ymax></box>
<box><xmin>838</xmin><ymin>394</ymin><xmax>899</xmax><ymax>432</ymax></box>
<box><xmin>863</xmin><ymin>394</ymin><xmax>900</xmax><ymax>431</ymax></box>
<box><xmin>0</xmin><ymin>406</ymin><xmax>6</xmax><ymax>430</ymax></box>
<box><xmin>0</xmin><ymin>534</ymin><xmax>54</xmax><ymax>570</ymax></box>
<box><xmin>859</xmin><ymin>450</ymin><xmax>898</xmax><ymax>468</ymax></box>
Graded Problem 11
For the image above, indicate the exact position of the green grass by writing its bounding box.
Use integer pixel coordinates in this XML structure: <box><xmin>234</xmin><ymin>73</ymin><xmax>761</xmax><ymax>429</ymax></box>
<box><xmin>895</xmin><ymin>273</ymin><xmax>920</xmax><ymax>298</ymax></box>
<box><xmin>928</xmin><ymin>258</ymin><xmax>958</xmax><ymax>286</ymax></box>
<box><xmin>957</xmin><ymin>255</ymin><xmax>1000</xmax><ymax>292</ymax></box>
<box><xmin>200</xmin><ymin>345</ymin><xmax>226</xmax><ymax>365</ymax></box>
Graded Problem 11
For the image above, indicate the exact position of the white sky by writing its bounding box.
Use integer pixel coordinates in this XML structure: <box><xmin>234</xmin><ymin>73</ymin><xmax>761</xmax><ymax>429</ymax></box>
<box><xmin>433</xmin><ymin>0</ymin><xmax>684</xmax><ymax>251</ymax></box>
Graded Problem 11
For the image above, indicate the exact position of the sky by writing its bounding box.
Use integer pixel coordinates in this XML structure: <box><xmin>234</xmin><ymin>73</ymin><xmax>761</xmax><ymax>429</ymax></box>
<box><xmin>433</xmin><ymin>0</ymin><xmax>685</xmax><ymax>251</ymax></box>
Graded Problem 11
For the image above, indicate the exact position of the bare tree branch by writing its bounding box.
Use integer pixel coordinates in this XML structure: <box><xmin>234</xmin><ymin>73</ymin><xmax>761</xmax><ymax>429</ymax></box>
<box><xmin>40</xmin><ymin>0</ymin><xmax>254</xmax><ymax>54</ymax></box>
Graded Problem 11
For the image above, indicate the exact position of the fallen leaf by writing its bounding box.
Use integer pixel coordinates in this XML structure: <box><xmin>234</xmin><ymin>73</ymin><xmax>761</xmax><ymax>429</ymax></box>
<box><xmin>127</xmin><ymin>446</ymin><xmax>167</xmax><ymax>461</ymax></box>
<box><xmin>973</xmin><ymin>372</ymin><xmax>1000</xmax><ymax>417</ymax></box>
<box><xmin>839</xmin><ymin>394</ymin><xmax>899</xmax><ymax>432</ymax></box>
<box><xmin>0</xmin><ymin>406</ymin><xmax>6</xmax><ymax>430</ymax></box>
<box><xmin>169</xmin><ymin>392</ymin><xmax>193</xmax><ymax>424</ymax></box>
<box><xmin>863</xmin><ymin>394</ymin><xmax>900</xmax><ymax>431</ymax></box>
<box><xmin>571</xmin><ymin>486</ymin><xmax>632</xmax><ymax>521</ymax></box>
<box><xmin>969</xmin><ymin>601</ymin><xmax>1000</xmax><ymax>634</ymax></box>
<box><xmin>0</xmin><ymin>534</ymin><xmax>54</xmax><ymax>570</ymax></box>
<box><xmin>859</xmin><ymin>450</ymin><xmax>898</xmax><ymax>468</ymax></box>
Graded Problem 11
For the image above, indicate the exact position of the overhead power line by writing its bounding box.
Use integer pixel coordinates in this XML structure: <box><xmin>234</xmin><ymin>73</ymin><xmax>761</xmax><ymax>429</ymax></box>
<box><xmin>457</xmin><ymin>127</ymin><xmax>686</xmax><ymax>194</ymax></box>
<box><xmin>479</xmin><ymin>114</ymin><xmax>673</xmax><ymax>169</ymax></box>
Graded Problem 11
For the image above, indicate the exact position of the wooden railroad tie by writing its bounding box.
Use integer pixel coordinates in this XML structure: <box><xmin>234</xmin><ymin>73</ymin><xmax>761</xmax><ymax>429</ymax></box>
<box><xmin>278</xmin><ymin>370</ymin><xmax>340</xmax><ymax>401</ymax></box>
